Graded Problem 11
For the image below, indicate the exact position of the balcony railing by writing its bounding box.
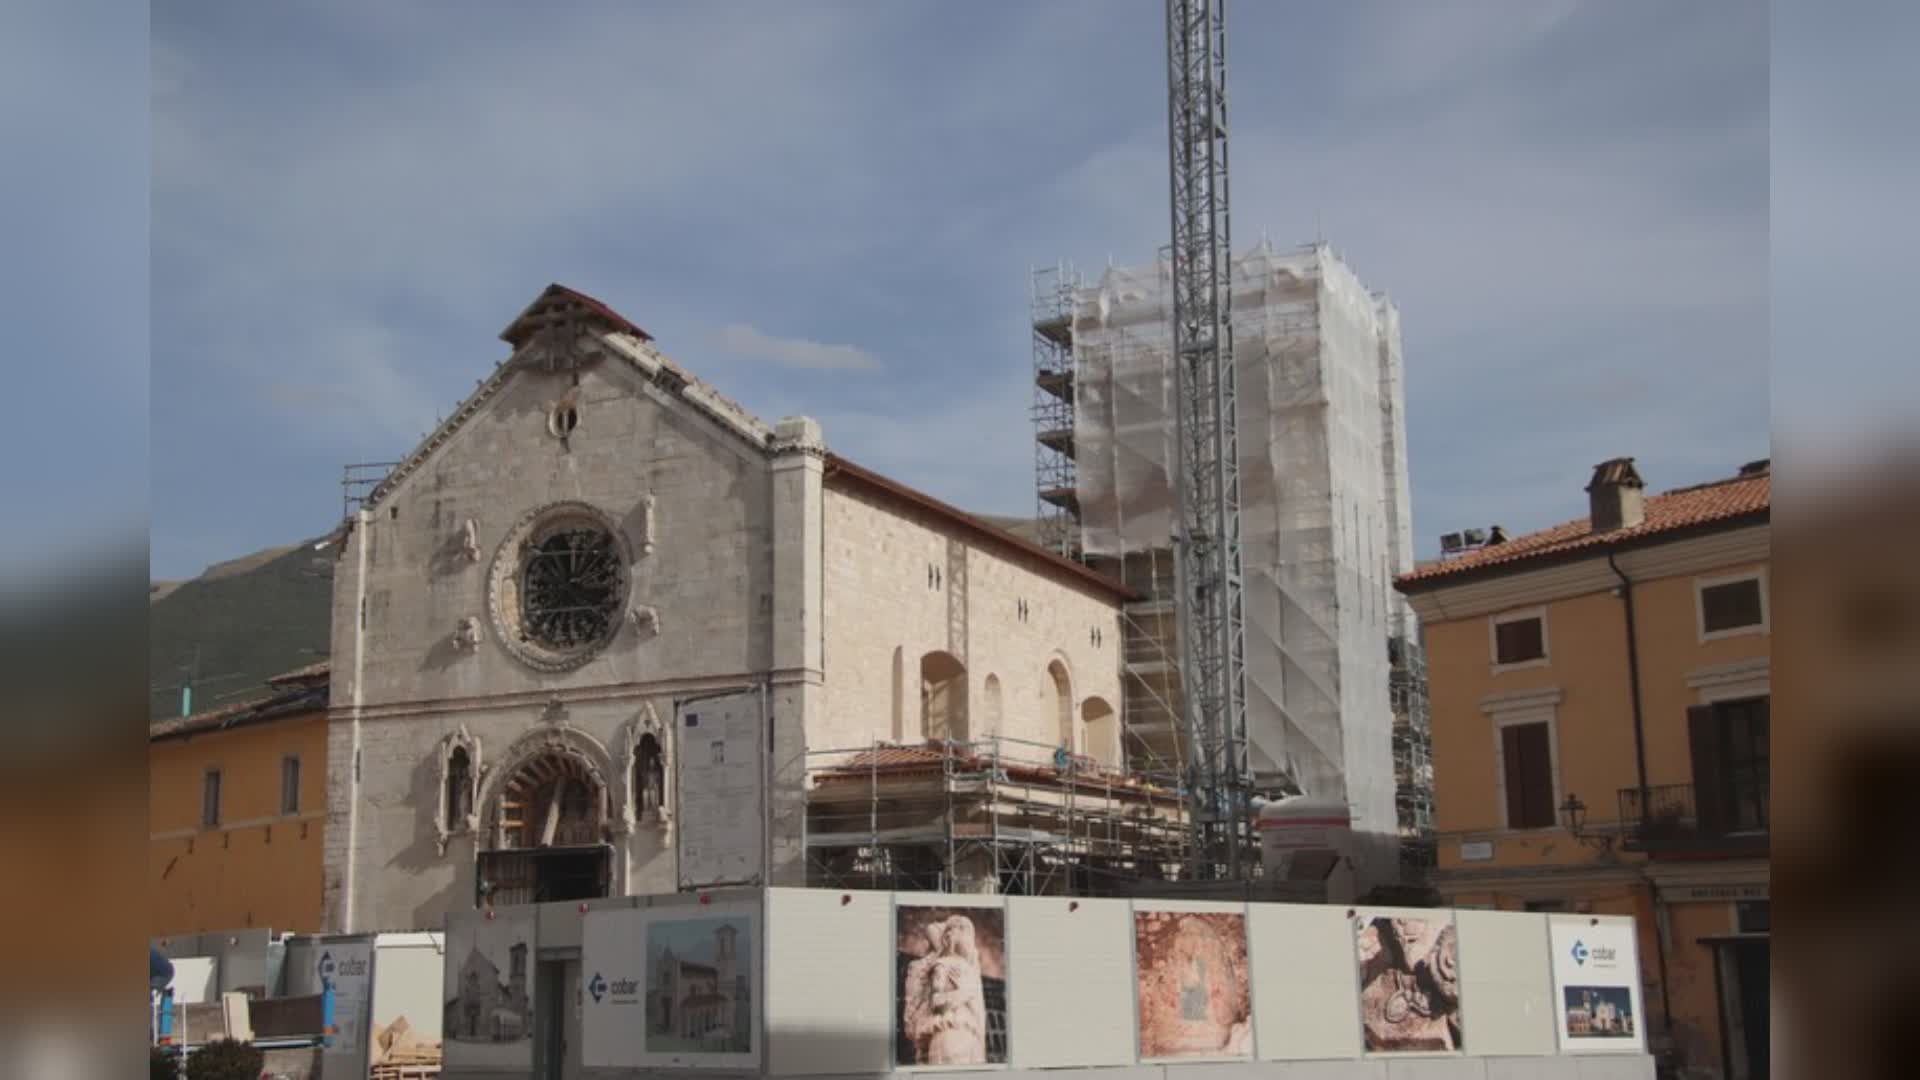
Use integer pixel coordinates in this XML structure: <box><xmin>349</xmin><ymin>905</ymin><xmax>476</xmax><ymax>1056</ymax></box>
<box><xmin>1617</xmin><ymin>782</ymin><xmax>1769</xmax><ymax>854</ymax></box>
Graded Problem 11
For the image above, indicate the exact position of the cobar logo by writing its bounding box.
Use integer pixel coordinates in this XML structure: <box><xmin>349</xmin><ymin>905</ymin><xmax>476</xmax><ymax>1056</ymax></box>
<box><xmin>588</xmin><ymin>971</ymin><xmax>638</xmax><ymax>1005</ymax></box>
<box><xmin>1571</xmin><ymin>939</ymin><xmax>1618</xmax><ymax>968</ymax></box>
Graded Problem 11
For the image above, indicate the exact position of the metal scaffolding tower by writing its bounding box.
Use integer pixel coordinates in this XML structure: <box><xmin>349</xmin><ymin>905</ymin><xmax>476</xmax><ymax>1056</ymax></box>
<box><xmin>1164</xmin><ymin>0</ymin><xmax>1253</xmax><ymax>877</ymax></box>
<box><xmin>1032</xmin><ymin>264</ymin><xmax>1082</xmax><ymax>559</ymax></box>
<box><xmin>1391</xmin><ymin>632</ymin><xmax>1437</xmax><ymax>877</ymax></box>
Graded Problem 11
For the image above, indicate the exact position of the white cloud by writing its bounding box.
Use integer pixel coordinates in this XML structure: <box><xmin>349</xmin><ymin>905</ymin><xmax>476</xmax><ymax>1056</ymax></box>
<box><xmin>716</xmin><ymin>324</ymin><xmax>882</xmax><ymax>373</ymax></box>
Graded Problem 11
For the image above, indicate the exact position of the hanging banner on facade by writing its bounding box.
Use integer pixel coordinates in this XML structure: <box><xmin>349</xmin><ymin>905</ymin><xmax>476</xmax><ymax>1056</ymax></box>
<box><xmin>443</xmin><ymin>908</ymin><xmax>537</xmax><ymax>1071</ymax></box>
<box><xmin>675</xmin><ymin>691</ymin><xmax>766</xmax><ymax>890</ymax></box>
<box><xmin>1549</xmin><ymin>917</ymin><xmax>1645</xmax><ymax>1053</ymax></box>
<box><xmin>586</xmin><ymin>903</ymin><xmax>760</xmax><ymax>1069</ymax></box>
<box><xmin>317</xmin><ymin>941</ymin><xmax>374</xmax><ymax>1074</ymax></box>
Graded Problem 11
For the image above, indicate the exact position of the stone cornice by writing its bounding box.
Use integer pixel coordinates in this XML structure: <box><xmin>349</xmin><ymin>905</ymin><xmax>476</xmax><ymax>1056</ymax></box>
<box><xmin>1480</xmin><ymin>686</ymin><xmax>1565</xmax><ymax>715</ymax></box>
<box><xmin>329</xmin><ymin>667</ymin><xmax>817</xmax><ymax>724</ymax></box>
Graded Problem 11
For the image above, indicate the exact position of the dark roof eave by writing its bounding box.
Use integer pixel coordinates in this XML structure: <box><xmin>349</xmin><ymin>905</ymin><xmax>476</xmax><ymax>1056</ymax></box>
<box><xmin>149</xmin><ymin>689</ymin><xmax>329</xmax><ymax>743</ymax></box>
<box><xmin>1395</xmin><ymin>508</ymin><xmax>1771</xmax><ymax>595</ymax></box>
<box><xmin>821</xmin><ymin>454</ymin><xmax>1139</xmax><ymax>603</ymax></box>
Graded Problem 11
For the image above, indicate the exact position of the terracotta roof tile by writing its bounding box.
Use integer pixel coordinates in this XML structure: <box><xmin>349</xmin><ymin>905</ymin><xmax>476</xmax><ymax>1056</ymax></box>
<box><xmin>1398</xmin><ymin>469</ymin><xmax>1770</xmax><ymax>587</ymax></box>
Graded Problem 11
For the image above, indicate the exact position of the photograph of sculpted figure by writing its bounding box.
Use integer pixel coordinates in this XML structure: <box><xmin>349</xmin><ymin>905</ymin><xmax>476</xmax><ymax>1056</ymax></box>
<box><xmin>1354</xmin><ymin>914</ymin><xmax>1463</xmax><ymax>1053</ymax></box>
<box><xmin>895</xmin><ymin>906</ymin><xmax>1007</xmax><ymax>1067</ymax></box>
<box><xmin>1133</xmin><ymin>910</ymin><xmax>1252</xmax><ymax>1059</ymax></box>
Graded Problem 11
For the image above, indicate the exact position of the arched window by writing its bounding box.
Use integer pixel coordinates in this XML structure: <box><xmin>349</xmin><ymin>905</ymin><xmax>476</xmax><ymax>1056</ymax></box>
<box><xmin>634</xmin><ymin>733</ymin><xmax>665</xmax><ymax>821</ymax></box>
<box><xmin>446</xmin><ymin>746</ymin><xmax>473</xmax><ymax>829</ymax></box>
<box><xmin>1048</xmin><ymin>659</ymin><xmax>1074</xmax><ymax>751</ymax></box>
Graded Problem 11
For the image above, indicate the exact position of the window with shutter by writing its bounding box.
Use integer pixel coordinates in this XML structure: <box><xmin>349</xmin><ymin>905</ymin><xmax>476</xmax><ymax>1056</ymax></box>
<box><xmin>1688</xmin><ymin>705</ymin><xmax>1728</xmax><ymax>836</ymax></box>
<box><xmin>281</xmin><ymin>755</ymin><xmax>301</xmax><ymax>815</ymax></box>
<box><xmin>1494</xmin><ymin>615</ymin><xmax>1546</xmax><ymax>665</ymax></box>
<box><xmin>1689</xmin><ymin>696</ymin><xmax>1771</xmax><ymax>839</ymax></box>
<box><xmin>1501</xmin><ymin>721</ymin><xmax>1556</xmax><ymax>829</ymax></box>
<box><xmin>1700</xmin><ymin>576</ymin><xmax>1766</xmax><ymax>635</ymax></box>
<box><xmin>202</xmin><ymin>769</ymin><xmax>223</xmax><ymax>829</ymax></box>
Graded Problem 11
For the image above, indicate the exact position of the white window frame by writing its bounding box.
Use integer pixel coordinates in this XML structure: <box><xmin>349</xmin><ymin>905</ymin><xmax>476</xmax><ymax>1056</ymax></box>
<box><xmin>1481</xmin><ymin>687</ymin><xmax>1565</xmax><ymax>834</ymax></box>
<box><xmin>1695</xmin><ymin>569</ymin><xmax>1769</xmax><ymax>642</ymax></box>
<box><xmin>1488</xmin><ymin>606</ymin><xmax>1550</xmax><ymax>672</ymax></box>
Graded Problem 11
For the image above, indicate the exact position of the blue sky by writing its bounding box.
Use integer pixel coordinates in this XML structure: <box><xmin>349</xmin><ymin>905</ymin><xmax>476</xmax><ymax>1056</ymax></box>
<box><xmin>143</xmin><ymin>0</ymin><xmax>1778</xmax><ymax>580</ymax></box>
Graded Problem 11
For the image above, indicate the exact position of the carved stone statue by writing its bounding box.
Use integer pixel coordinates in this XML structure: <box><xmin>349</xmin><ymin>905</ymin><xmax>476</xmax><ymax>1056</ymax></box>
<box><xmin>453</xmin><ymin>616</ymin><xmax>483</xmax><ymax>651</ymax></box>
<box><xmin>628</xmin><ymin>604</ymin><xmax>661</xmax><ymax>639</ymax></box>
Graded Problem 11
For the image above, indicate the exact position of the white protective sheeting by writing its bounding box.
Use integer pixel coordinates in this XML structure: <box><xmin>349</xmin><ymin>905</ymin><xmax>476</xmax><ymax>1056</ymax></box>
<box><xmin>1071</xmin><ymin>242</ymin><xmax>1410</xmax><ymax>858</ymax></box>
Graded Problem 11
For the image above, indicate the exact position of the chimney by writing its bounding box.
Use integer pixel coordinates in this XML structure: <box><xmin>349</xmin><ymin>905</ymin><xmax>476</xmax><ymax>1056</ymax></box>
<box><xmin>1586</xmin><ymin>458</ymin><xmax>1646</xmax><ymax>533</ymax></box>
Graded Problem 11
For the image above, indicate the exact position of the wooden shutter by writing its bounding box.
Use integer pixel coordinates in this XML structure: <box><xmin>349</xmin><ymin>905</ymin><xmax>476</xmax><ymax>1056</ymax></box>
<box><xmin>1503</xmin><ymin>725</ymin><xmax>1526</xmax><ymax>827</ymax></box>
<box><xmin>1495</xmin><ymin>618</ymin><xmax>1544</xmax><ymax>664</ymax></box>
<box><xmin>1503</xmin><ymin>722</ymin><xmax>1554</xmax><ymax>829</ymax></box>
<box><xmin>1689</xmin><ymin>704</ymin><xmax>1727</xmax><ymax>836</ymax></box>
<box><xmin>1517</xmin><ymin>723</ymin><xmax>1555</xmax><ymax>828</ymax></box>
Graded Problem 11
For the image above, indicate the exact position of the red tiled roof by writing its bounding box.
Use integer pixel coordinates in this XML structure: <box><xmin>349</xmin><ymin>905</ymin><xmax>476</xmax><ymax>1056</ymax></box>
<box><xmin>1397</xmin><ymin>469</ymin><xmax>1770</xmax><ymax>588</ymax></box>
<box><xmin>501</xmin><ymin>283</ymin><xmax>654</xmax><ymax>346</ymax></box>
<box><xmin>814</xmin><ymin>740</ymin><xmax>1165</xmax><ymax>794</ymax></box>
<box><xmin>823</xmin><ymin>455</ymin><xmax>1139</xmax><ymax>603</ymax></box>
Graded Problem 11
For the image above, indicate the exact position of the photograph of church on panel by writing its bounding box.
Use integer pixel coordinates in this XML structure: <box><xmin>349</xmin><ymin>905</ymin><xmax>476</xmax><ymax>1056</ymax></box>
<box><xmin>320</xmin><ymin>283</ymin><xmax>1219</xmax><ymax>933</ymax></box>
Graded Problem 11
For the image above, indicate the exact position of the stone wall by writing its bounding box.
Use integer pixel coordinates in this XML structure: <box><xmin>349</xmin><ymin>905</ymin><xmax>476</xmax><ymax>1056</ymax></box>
<box><xmin>325</xmin><ymin>352</ymin><xmax>787</xmax><ymax>930</ymax></box>
<box><xmin>819</xmin><ymin>479</ymin><xmax>1125</xmax><ymax>760</ymax></box>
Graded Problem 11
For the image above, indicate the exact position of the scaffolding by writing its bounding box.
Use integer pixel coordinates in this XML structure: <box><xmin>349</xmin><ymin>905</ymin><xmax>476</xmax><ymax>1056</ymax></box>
<box><xmin>803</xmin><ymin>735</ymin><xmax>1196</xmax><ymax>896</ymax></box>
<box><xmin>341</xmin><ymin>462</ymin><xmax>399</xmax><ymax>520</ymax></box>
<box><xmin>1035</xmin><ymin>241</ymin><xmax>1415</xmax><ymax>887</ymax></box>
<box><xmin>1031</xmin><ymin>264</ymin><xmax>1081</xmax><ymax>559</ymax></box>
<box><xmin>1390</xmin><ymin>632</ymin><xmax>1436</xmax><ymax>878</ymax></box>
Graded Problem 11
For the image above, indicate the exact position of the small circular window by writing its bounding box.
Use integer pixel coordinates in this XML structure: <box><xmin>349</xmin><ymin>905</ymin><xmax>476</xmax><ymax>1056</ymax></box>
<box><xmin>488</xmin><ymin>503</ymin><xmax>632</xmax><ymax>671</ymax></box>
<box><xmin>548</xmin><ymin>404</ymin><xmax>580</xmax><ymax>439</ymax></box>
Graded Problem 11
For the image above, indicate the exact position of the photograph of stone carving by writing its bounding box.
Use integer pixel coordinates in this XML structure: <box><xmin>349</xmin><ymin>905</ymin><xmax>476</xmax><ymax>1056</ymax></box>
<box><xmin>645</xmin><ymin>916</ymin><xmax>753</xmax><ymax>1054</ymax></box>
<box><xmin>1564</xmin><ymin>986</ymin><xmax>1635</xmax><ymax>1038</ymax></box>
<box><xmin>444</xmin><ymin>915</ymin><xmax>533</xmax><ymax>1048</ymax></box>
<box><xmin>1354</xmin><ymin>914</ymin><xmax>1463</xmax><ymax>1052</ymax></box>
<box><xmin>895</xmin><ymin>906</ymin><xmax>1007</xmax><ymax>1067</ymax></box>
<box><xmin>1132</xmin><ymin>910</ymin><xmax>1252</xmax><ymax>1060</ymax></box>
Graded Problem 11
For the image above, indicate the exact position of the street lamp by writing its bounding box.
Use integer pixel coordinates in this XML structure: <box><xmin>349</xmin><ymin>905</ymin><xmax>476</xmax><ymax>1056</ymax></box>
<box><xmin>1559</xmin><ymin>794</ymin><xmax>1615</xmax><ymax>854</ymax></box>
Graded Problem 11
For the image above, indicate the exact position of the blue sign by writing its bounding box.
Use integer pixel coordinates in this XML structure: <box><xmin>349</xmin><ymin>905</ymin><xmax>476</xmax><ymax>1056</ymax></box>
<box><xmin>589</xmin><ymin>972</ymin><xmax>607</xmax><ymax>1003</ymax></box>
<box><xmin>1571</xmin><ymin>939</ymin><xmax>1589</xmax><ymax>966</ymax></box>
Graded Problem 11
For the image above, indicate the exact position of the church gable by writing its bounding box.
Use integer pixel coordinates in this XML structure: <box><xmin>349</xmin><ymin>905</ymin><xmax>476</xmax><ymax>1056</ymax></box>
<box><xmin>364</xmin><ymin>284</ymin><xmax>774</xmax><ymax>516</ymax></box>
<box><xmin>336</xmin><ymin>284</ymin><xmax>785</xmax><ymax>705</ymax></box>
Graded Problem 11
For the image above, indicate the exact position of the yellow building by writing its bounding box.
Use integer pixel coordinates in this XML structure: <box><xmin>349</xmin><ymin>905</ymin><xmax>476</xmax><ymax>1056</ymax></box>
<box><xmin>148</xmin><ymin>663</ymin><xmax>330</xmax><ymax>937</ymax></box>
<box><xmin>1397</xmin><ymin>458</ymin><xmax>1769</xmax><ymax>1080</ymax></box>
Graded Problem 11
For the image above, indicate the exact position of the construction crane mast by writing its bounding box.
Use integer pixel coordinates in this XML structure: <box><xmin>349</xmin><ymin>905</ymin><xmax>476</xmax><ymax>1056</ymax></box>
<box><xmin>1164</xmin><ymin>0</ymin><xmax>1253</xmax><ymax>878</ymax></box>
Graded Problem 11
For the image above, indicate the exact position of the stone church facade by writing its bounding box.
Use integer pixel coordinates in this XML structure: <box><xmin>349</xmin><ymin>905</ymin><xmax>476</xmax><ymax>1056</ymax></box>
<box><xmin>323</xmin><ymin>285</ymin><xmax>1128</xmax><ymax>932</ymax></box>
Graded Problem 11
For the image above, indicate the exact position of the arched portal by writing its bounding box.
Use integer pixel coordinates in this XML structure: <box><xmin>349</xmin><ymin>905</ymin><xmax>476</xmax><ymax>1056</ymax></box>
<box><xmin>1082</xmin><ymin>696</ymin><xmax>1119</xmax><ymax>768</ymax></box>
<box><xmin>1048</xmin><ymin>659</ymin><xmax>1074</xmax><ymax>751</ymax></box>
<box><xmin>983</xmin><ymin>674</ymin><xmax>1004</xmax><ymax>737</ymax></box>
<box><xmin>478</xmin><ymin>750</ymin><xmax>611</xmax><ymax>906</ymax></box>
<box><xmin>921</xmin><ymin>651</ymin><xmax>969</xmax><ymax>742</ymax></box>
